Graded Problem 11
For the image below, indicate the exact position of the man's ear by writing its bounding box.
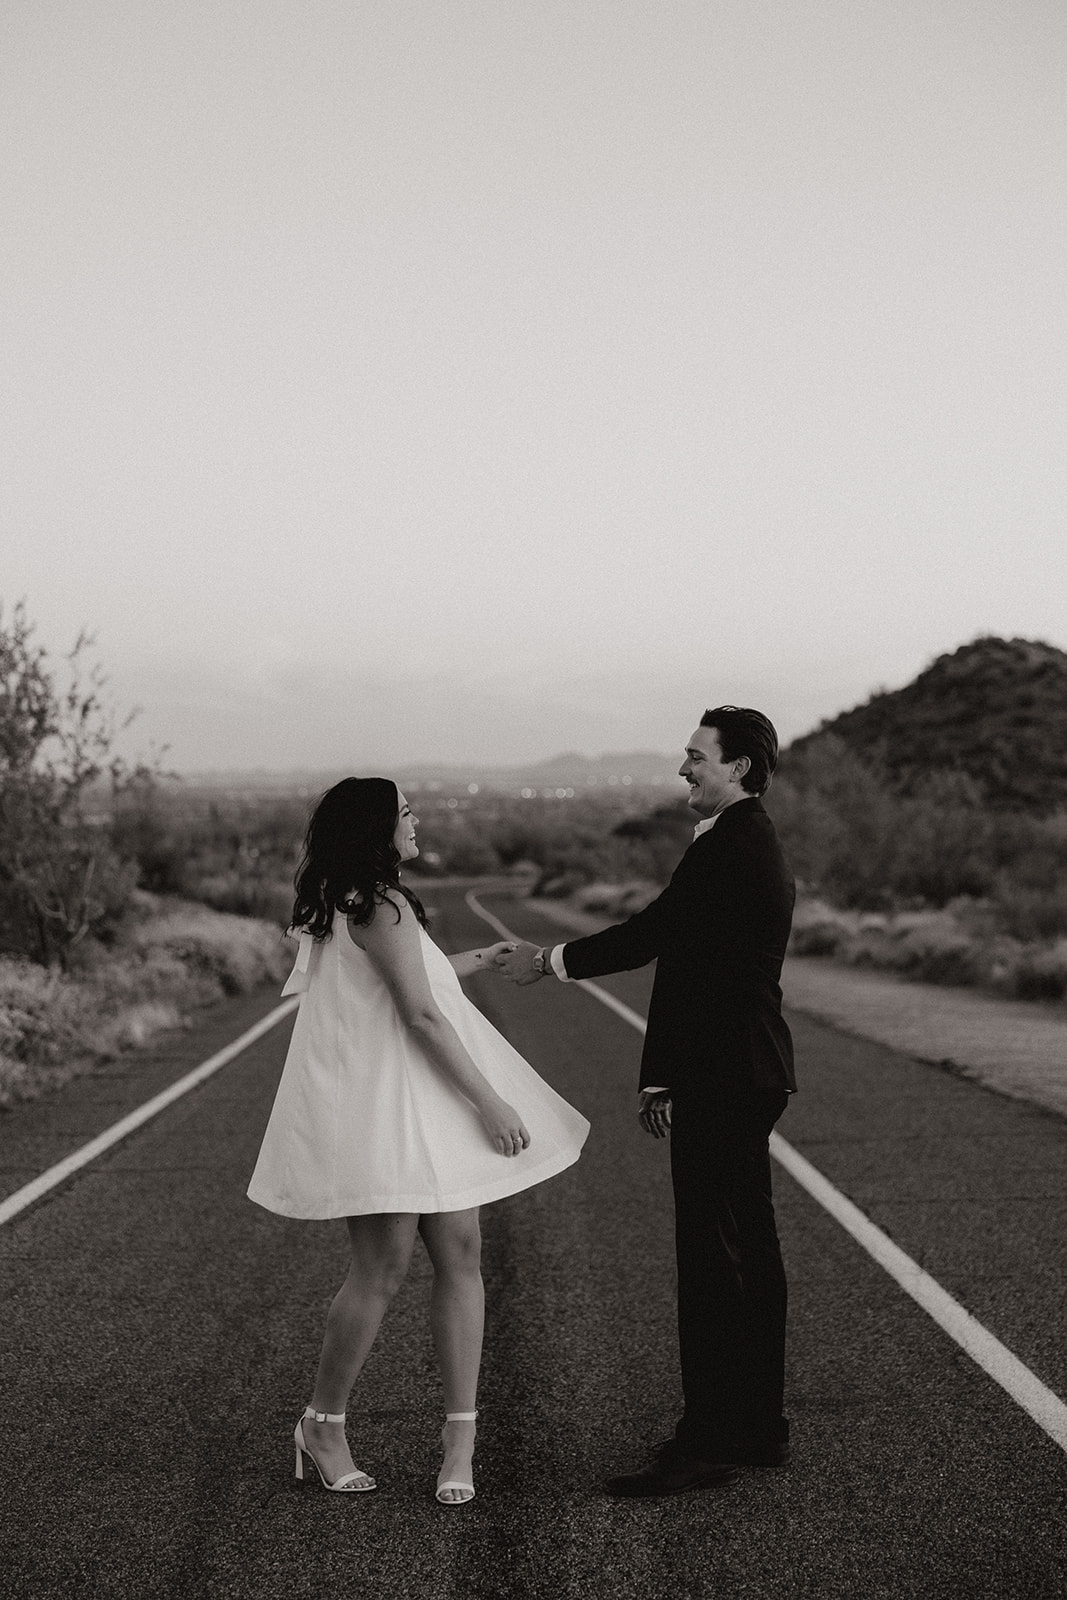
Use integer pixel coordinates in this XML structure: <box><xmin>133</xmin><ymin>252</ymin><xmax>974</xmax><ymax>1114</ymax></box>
<box><xmin>732</xmin><ymin>756</ymin><xmax>752</xmax><ymax>782</ymax></box>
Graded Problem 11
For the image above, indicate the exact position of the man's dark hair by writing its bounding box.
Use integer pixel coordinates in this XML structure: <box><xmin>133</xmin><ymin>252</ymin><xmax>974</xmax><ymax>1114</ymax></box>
<box><xmin>699</xmin><ymin>706</ymin><xmax>780</xmax><ymax>796</ymax></box>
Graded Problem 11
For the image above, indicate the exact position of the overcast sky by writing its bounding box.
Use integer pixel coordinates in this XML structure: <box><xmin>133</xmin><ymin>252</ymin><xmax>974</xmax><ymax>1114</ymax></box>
<box><xmin>3</xmin><ymin>1</ymin><xmax>1064</xmax><ymax>771</ymax></box>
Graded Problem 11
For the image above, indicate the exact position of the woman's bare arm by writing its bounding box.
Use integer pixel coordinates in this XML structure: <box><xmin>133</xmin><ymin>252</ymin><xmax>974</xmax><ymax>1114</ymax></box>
<box><xmin>447</xmin><ymin>940</ymin><xmax>515</xmax><ymax>979</ymax></box>
<box><xmin>352</xmin><ymin>902</ymin><xmax>529</xmax><ymax>1155</ymax></box>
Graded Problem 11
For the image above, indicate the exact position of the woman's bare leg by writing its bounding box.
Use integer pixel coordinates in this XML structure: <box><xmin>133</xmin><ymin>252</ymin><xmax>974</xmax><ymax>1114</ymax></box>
<box><xmin>302</xmin><ymin>1212</ymin><xmax>419</xmax><ymax>1484</ymax></box>
<box><xmin>419</xmin><ymin>1208</ymin><xmax>483</xmax><ymax>1501</ymax></box>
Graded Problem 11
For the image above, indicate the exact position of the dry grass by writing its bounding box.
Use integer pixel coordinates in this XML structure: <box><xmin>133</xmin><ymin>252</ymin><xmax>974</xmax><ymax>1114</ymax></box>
<box><xmin>789</xmin><ymin>896</ymin><xmax>1067</xmax><ymax>1001</ymax></box>
<box><xmin>0</xmin><ymin>900</ymin><xmax>291</xmax><ymax>1110</ymax></box>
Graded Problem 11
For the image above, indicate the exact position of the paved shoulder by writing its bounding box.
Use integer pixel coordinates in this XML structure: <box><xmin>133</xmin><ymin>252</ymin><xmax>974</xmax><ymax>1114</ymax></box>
<box><xmin>783</xmin><ymin>957</ymin><xmax>1067</xmax><ymax>1119</ymax></box>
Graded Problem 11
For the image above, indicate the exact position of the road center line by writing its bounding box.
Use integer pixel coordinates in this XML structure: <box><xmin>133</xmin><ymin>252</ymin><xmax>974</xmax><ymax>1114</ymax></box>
<box><xmin>467</xmin><ymin>890</ymin><xmax>1067</xmax><ymax>1454</ymax></box>
<box><xmin>0</xmin><ymin>999</ymin><xmax>298</xmax><ymax>1228</ymax></box>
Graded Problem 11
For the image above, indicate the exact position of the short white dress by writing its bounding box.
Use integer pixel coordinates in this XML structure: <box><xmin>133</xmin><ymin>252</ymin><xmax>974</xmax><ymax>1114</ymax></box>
<box><xmin>247</xmin><ymin>920</ymin><xmax>590</xmax><ymax>1218</ymax></box>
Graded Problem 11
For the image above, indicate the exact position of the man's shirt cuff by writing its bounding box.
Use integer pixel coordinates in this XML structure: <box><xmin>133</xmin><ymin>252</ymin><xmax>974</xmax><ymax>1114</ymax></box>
<box><xmin>549</xmin><ymin>944</ymin><xmax>571</xmax><ymax>981</ymax></box>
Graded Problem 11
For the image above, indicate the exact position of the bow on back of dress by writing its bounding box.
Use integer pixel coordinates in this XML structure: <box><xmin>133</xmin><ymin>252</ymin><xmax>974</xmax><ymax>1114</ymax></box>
<box><xmin>281</xmin><ymin>930</ymin><xmax>320</xmax><ymax>996</ymax></box>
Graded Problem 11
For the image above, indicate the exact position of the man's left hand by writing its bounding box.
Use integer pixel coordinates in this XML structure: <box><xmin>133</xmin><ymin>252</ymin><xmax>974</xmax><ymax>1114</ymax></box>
<box><xmin>638</xmin><ymin>1091</ymin><xmax>672</xmax><ymax>1138</ymax></box>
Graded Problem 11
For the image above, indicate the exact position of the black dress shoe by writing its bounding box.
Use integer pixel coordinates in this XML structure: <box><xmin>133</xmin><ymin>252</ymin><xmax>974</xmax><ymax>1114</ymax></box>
<box><xmin>729</xmin><ymin>1439</ymin><xmax>790</xmax><ymax>1468</ymax></box>
<box><xmin>603</xmin><ymin>1444</ymin><xmax>740</xmax><ymax>1498</ymax></box>
<box><xmin>650</xmin><ymin>1436</ymin><xmax>791</xmax><ymax>1469</ymax></box>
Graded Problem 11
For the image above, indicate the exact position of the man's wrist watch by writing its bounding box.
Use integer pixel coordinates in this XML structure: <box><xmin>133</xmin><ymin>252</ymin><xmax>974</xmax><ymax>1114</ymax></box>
<box><xmin>533</xmin><ymin>946</ymin><xmax>551</xmax><ymax>977</ymax></box>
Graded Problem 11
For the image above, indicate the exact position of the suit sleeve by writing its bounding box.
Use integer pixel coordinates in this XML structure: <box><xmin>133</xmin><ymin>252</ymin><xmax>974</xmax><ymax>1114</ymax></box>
<box><xmin>560</xmin><ymin>849</ymin><xmax>703</xmax><ymax>980</ymax></box>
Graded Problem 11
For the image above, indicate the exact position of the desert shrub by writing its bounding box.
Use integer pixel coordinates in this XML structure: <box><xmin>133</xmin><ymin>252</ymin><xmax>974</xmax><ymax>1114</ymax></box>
<box><xmin>986</xmin><ymin>816</ymin><xmax>1067</xmax><ymax>940</ymax></box>
<box><xmin>110</xmin><ymin>784</ymin><xmax>191</xmax><ymax>895</ymax></box>
<box><xmin>888</xmin><ymin>774</ymin><xmax>997</xmax><ymax>903</ymax></box>
<box><xmin>1009</xmin><ymin>940</ymin><xmax>1067</xmax><ymax>1001</ymax></box>
<box><xmin>94</xmin><ymin>999</ymin><xmax>185</xmax><ymax>1052</ymax></box>
<box><xmin>130</xmin><ymin>906</ymin><xmax>290</xmax><ymax>996</ymax></box>
<box><xmin>488</xmin><ymin>819</ymin><xmax>553</xmax><ymax>868</ymax></box>
<box><xmin>892</xmin><ymin>917</ymin><xmax>987</xmax><ymax>986</ymax></box>
<box><xmin>611</xmin><ymin>804</ymin><xmax>695</xmax><ymax>883</ymax></box>
<box><xmin>770</xmin><ymin>738</ymin><xmax>902</xmax><ymax>908</ymax></box>
<box><xmin>0</xmin><ymin>601</ymin><xmax>164</xmax><ymax>967</ymax></box>
<box><xmin>437</xmin><ymin>837</ymin><xmax>501</xmax><ymax>875</ymax></box>
<box><xmin>0</xmin><ymin>958</ymin><xmax>93</xmax><ymax>1075</ymax></box>
<box><xmin>187</xmin><ymin>870</ymin><xmax>293</xmax><ymax>926</ymax></box>
<box><xmin>770</xmin><ymin>739</ymin><xmax>1067</xmax><ymax>940</ymax></box>
<box><xmin>573</xmin><ymin>880</ymin><xmax>659</xmax><ymax>918</ymax></box>
<box><xmin>535</xmin><ymin>870</ymin><xmax>590</xmax><ymax>899</ymax></box>
<box><xmin>992</xmin><ymin>882</ymin><xmax>1067</xmax><ymax>943</ymax></box>
<box><xmin>787</xmin><ymin>899</ymin><xmax>855</xmax><ymax>957</ymax></box>
<box><xmin>0</xmin><ymin>902</ymin><xmax>294</xmax><ymax>1106</ymax></box>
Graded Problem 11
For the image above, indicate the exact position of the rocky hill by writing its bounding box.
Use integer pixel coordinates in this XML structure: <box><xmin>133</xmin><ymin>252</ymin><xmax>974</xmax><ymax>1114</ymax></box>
<box><xmin>786</xmin><ymin>636</ymin><xmax>1067</xmax><ymax>814</ymax></box>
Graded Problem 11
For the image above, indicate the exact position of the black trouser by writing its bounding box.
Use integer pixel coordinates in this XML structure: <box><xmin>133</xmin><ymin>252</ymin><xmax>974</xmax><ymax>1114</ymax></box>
<box><xmin>669</xmin><ymin>1087</ymin><xmax>790</xmax><ymax>1455</ymax></box>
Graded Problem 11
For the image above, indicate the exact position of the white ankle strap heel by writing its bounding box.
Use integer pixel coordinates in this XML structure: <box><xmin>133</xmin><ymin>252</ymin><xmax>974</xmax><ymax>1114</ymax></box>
<box><xmin>304</xmin><ymin>1405</ymin><xmax>346</xmax><ymax>1424</ymax></box>
<box><xmin>436</xmin><ymin>1410</ymin><xmax>477</xmax><ymax>1506</ymax></box>
<box><xmin>293</xmin><ymin>1404</ymin><xmax>376</xmax><ymax>1493</ymax></box>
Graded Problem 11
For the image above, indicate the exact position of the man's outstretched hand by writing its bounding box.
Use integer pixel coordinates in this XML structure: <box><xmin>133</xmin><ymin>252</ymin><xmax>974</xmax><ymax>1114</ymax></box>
<box><xmin>496</xmin><ymin>940</ymin><xmax>544</xmax><ymax>985</ymax></box>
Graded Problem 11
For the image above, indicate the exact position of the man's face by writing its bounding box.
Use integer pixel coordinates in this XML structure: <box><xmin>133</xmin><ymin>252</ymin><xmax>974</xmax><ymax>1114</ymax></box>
<box><xmin>678</xmin><ymin>726</ymin><xmax>745</xmax><ymax>817</ymax></box>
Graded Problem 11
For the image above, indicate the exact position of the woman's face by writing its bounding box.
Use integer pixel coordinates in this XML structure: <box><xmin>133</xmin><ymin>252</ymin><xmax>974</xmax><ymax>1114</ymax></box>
<box><xmin>393</xmin><ymin>790</ymin><xmax>420</xmax><ymax>861</ymax></box>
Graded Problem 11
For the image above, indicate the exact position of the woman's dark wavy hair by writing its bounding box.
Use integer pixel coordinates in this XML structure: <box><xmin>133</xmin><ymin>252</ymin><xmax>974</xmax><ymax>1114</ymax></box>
<box><xmin>290</xmin><ymin>776</ymin><xmax>427</xmax><ymax>939</ymax></box>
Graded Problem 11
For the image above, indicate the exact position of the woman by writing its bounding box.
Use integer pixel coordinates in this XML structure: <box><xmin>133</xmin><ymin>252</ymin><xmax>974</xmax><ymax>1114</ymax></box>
<box><xmin>247</xmin><ymin>777</ymin><xmax>588</xmax><ymax>1505</ymax></box>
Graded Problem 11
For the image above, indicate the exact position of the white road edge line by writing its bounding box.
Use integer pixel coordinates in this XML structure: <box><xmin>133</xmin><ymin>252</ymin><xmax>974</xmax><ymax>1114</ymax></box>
<box><xmin>467</xmin><ymin>889</ymin><xmax>1067</xmax><ymax>1455</ymax></box>
<box><xmin>0</xmin><ymin>998</ymin><xmax>299</xmax><ymax>1229</ymax></box>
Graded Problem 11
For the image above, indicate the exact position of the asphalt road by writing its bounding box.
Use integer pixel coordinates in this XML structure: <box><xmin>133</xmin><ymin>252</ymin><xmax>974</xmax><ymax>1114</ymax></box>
<box><xmin>2</xmin><ymin>885</ymin><xmax>1065</xmax><ymax>1599</ymax></box>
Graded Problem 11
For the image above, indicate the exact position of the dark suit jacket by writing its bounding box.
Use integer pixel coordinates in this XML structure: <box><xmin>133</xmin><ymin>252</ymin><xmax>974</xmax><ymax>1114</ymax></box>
<box><xmin>560</xmin><ymin>797</ymin><xmax>796</xmax><ymax>1097</ymax></box>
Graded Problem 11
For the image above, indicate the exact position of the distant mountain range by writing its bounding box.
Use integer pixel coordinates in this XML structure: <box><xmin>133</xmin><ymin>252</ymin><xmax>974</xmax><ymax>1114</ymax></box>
<box><xmin>183</xmin><ymin>636</ymin><xmax>1067</xmax><ymax>812</ymax></box>
<box><xmin>786</xmin><ymin>636</ymin><xmax>1067</xmax><ymax>814</ymax></box>
<box><xmin>397</xmin><ymin>750</ymin><xmax>681</xmax><ymax>789</ymax></box>
<box><xmin>183</xmin><ymin>749</ymin><xmax>681</xmax><ymax>793</ymax></box>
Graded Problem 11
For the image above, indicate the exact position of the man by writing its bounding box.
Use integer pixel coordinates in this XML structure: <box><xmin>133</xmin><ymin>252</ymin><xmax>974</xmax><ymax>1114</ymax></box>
<box><xmin>499</xmin><ymin>705</ymin><xmax>796</xmax><ymax>1496</ymax></box>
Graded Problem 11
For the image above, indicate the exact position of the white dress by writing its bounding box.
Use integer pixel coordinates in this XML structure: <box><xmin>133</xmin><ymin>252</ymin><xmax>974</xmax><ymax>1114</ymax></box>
<box><xmin>247</xmin><ymin>922</ymin><xmax>590</xmax><ymax>1218</ymax></box>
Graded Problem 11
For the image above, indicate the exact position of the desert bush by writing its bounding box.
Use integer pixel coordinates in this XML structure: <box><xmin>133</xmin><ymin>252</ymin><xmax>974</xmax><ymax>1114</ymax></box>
<box><xmin>1009</xmin><ymin>940</ymin><xmax>1067</xmax><ymax>1001</ymax></box>
<box><xmin>186</xmin><ymin>870</ymin><xmax>293</xmax><ymax>926</ymax></box>
<box><xmin>130</xmin><ymin>906</ymin><xmax>290</xmax><ymax>996</ymax></box>
<box><xmin>888</xmin><ymin>774</ymin><xmax>997</xmax><ymax>903</ymax></box>
<box><xmin>984</xmin><ymin>815</ymin><xmax>1067</xmax><ymax>940</ymax></box>
<box><xmin>992</xmin><ymin>882</ymin><xmax>1067</xmax><ymax>943</ymax></box>
<box><xmin>891</xmin><ymin>916</ymin><xmax>988</xmax><ymax>987</ymax></box>
<box><xmin>0</xmin><ymin>902</ymin><xmax>294</xmax><ymax>1107</ymax></box>
<box><xmin>573</xmin><ymin>879</ymin><xmax>659</xmax><ymax>918</ymax></box>
<box><xmin>0</xmin><ymin>959</ymin><xmax>97</xmax><ymax>1098</ymax></box>
<box><xmin>771</xmin><ymin>738</ymin><xmax>1067</xmax><ymax>939</ymax></box>
<box><xmin>0</xmin><ymin>601</ymin><xmax>166</xmax><ymax>966</ymax></box>
<box><xmin>109</xmin><ymin>777</ymin><xmax>191</xmax><ymax>895</ymax></box>
<box><xmin>788</xmin><ymin>899</ymin><xmax>856</xmax><ymax>957</ymax></box>
<box><xmin>770</xmin><ymin>738</ymin><xmax>902</xmax><ymax>908</ymax></box>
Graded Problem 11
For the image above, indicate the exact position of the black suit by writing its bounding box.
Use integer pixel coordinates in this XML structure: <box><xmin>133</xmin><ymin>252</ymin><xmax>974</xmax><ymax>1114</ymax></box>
<box><xmin>561</xmin><ymin>796</ymin><xmax>796</xmax><ymax>1454</ymax></box>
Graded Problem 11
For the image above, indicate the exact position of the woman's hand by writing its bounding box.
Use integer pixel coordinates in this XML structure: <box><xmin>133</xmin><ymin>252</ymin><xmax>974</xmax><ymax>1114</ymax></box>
<box><xmin>447</xmin><ymin>941</ymin><xmax>517</xmax><ymax>978</ymax></box>
<box><xmin>479</xmin><ymin>1094</ymin><xmax>531</xmax><ymax>1157</ymax></box>
<box><xmin>483</xmin><ymin>940</ymin><xmax>516</xmax><ymax>968</ymax></box>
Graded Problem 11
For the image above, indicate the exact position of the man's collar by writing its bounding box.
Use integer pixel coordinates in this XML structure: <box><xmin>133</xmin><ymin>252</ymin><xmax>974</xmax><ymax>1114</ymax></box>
<box><xmin>692</xmin><ymin>795</ymin><xmax>761</xmax><ymax>840</ymax></box>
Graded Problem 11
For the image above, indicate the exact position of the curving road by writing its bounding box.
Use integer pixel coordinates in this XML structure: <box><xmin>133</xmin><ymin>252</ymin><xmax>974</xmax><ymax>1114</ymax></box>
<box><xmin>1</xmin><ymin>884</ymin><xmax>1065</xmax><ymax>1599</ymax></box>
